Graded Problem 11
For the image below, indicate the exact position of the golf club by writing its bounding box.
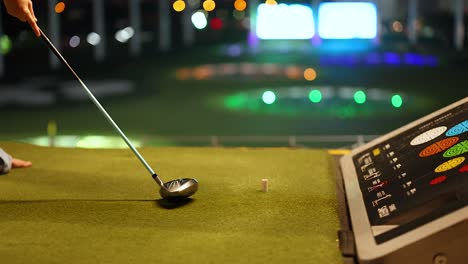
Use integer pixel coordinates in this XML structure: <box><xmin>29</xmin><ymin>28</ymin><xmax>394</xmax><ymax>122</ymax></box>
<box><xmin>39</xmin><ymin>28</ymin><xmax>198</xmax><ymax>200</ymax></box>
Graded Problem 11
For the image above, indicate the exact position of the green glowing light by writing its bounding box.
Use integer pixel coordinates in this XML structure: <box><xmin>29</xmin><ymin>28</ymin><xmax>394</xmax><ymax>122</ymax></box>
<box><xmin>0</xmin><ymin>35</ymin><xmax>12</xmax><ymax>55</ymax></box>
<box><xmin>391</xmin><ymin>94</ymin><xmax>403</xmax><ymax>108</ymax></box>
<box><xmin>308</xmin><ymin>89</ymin><xmax>322</xmax><ymax>103</ymax></box>
<box><xmin>354</xmin><ymin>90</ymin><xmax>366</xmax><ymax>104</ymax></box>
<box><xmin>76</xmin><ymin>136</ymin><xmax>141</xmax><ymax>149</ymax></box>
<box><xmin>224</xmin><ymin>94</ymin><xmax>248</xmax><ymax>109</ymax></box>
<box><xmin>23</xmin><ymin>135</ymin><xmax>79</xmax><ymax>147</ymax></box>
<box><xmin>262</xmin><ymin>91</ymin><xmax>276</xmax><ymax>104</ymax></box>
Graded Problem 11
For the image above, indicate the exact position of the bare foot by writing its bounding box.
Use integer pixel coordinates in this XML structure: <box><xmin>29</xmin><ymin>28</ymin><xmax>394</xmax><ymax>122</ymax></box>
<box><xmin>12</xmin><ymin>158</ymin><xmax>32</xmax><ymax>169</ymax></box>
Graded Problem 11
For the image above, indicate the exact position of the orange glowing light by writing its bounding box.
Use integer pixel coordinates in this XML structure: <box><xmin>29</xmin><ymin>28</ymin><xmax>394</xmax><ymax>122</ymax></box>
<box><xmin>55</xmin><ymin>2</ymin><xmax>66</xmax><ymax>14</ymax></box>
<box><xmin>203</xmin><ymin>0</ymin><xmax>216</xmax><ymax>12</ymax></box>
<box><xmin>176</xmin><ymin>68</ymin><xmax>192</xmax><ymax>80</ymax></box>
<box><xmin>173</xmin><ymin>0</ymin><xmax>186</xmax><ymax>12</ymax></box>
<box><xmin>285</xmin><ymin>66</ymin><xmax>302</xmax><ymax>80</ymax></box>
<box><xmin>193</xmin><ymin>66</ymin><xmax>214</xmax><ymax>80</ymax></box>
<box><xmin>265</xmin><ymin>0</ymin><xmax>278</xmax><ymax>6</ymax></box>
<box><xmin>234</xmin><ymin>0</ymin><xmax>247</xmax><ymax>11</ymax></box>
<box><xmin>392</xmin><ymin>21</ymin><xmax>403</xmax><ymax>33</ymax></box>
<box><xmin>303</xmin><ymin>68</ymin><xmax>317</xmax><ymax>81</ymax></box>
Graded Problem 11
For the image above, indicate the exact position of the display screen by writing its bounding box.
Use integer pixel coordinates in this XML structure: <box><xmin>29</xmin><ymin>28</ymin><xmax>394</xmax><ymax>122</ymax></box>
<box><xmin>352</xmin><ymin>102</ymin><xmax>467</xmax><ymax>243</ymax></box>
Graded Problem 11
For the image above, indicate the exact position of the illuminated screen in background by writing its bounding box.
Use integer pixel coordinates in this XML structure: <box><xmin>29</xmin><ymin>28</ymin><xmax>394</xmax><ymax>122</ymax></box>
<box><xmin>256</xmin><ymin>3</ymin><xmax>315</xmax><ymax>40</ymax></box>
<box><xmin>318</xmin><ymin>2</ymin><xmax>377</xmax><ymax>39</ymax></box>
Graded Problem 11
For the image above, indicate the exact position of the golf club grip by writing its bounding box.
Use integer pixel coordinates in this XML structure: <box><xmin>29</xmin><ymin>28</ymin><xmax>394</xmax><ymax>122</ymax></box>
<box><xmin>38</xmin><ymin>28</ymin><xmax>162</xmax><ymax>185</ymax></box>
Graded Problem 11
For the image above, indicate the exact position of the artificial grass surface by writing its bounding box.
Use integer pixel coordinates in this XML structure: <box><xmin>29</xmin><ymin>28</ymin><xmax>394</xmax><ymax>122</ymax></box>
<box><xmin>0</xmin><ymin>141</ymin><xmax>341</xmax><ymax>264</ymax></box>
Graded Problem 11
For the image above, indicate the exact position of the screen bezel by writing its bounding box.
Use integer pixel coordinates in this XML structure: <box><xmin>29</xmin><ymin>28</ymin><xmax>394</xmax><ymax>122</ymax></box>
<box><xmin>340</xmin><ymin>97</ymin><xmax>468</xmax><ymax>261</ymax></box>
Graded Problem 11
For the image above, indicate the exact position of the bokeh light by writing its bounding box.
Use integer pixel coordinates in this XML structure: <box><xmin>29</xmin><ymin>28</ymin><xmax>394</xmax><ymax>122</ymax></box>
<box><xmin>318</xmin><ymin>2</ymin><xmax>377</xmax><ymax>39</ymax></box>
<box><xmin>192</xmin><ymin>11</ymin><xmax>208</xmax><ymax>29</ymax></box>
<box><xmin>222</xmin><ymin>86</ymin><xmax>427</xmax><ymax>118</ymax></box>
<box><xmin>55</xmin><ymin>2</ymin><xmax>66</xmax><ymax>14</ymax></box>
<box><xmin>285</xmin><ymin>66</ymin><xmax>302</xmax><ymax>80</ymax></box>
<box><xmin>173</xmin><ymin>0</ymin><xmax>186</xmax><ymax>12</ymax></box>
<box><xmin>0</xmin><ymin>35</ymin><xmax>12</xmax><ymax>55</ymax></box>
<box><xmin>193</xmin><ymin>65</ymin><xmax>214</xmax><ymax>80</ymax></box>
<box><xmin>69</xmin><ymin>35</ymin><xmax>80</xmax><ymax>48</ymax></box>
<box><xmin>265</xmin><ymin>0</ymin><xmax>278</xmax><ymax>6</ymax></box>
<box><xmin>303</xmin><ymin>68</ymin><xmax>317</xmax><ymax>81</ymax></box>
<box><xmin>392</xmin><ymin>21</ymin><xmax>403</xmax><ymax>33</ymax></box>
<box><xmin>256</xmin><ymin>3</ymin><xmax>315</xmax><ymax>40</ymax></box>
<box><xmin>210</xmin><ymin>17</ymin><xmax>223</xmax><ymax>30</ymax></box>
<box><xmin>262</xmin><ymin>91</ymin><xmax>276</xmax><ymax>104</ymax></box>
<box><xmin>115</xmin><ymin>27</ymin><xmax>134</xmax><ymax>43</ymax></box>
<box><xmin>309</xmin><ymin>90</ymin><xmax>322</xmax><ymax>103</ymax></box>
<box><xmin>391</xmin><ymin>94</ymin><xmax>403</xmax><ymax>108</ymax></box>
<box><xmin>354</xmin><ymin>90</ymin><xmax>367</xmax><ymax>104</ymax></box>
<box><xmin>86</xmin><ymin>32</ymin><xmax>101</xmax><ymax>46</ymax></box>
<box><xmin>234</xmin><ymin>0</ymin><xmax>247</xmax><ymax>11</ymax></box>
<box><xmin>176</xmin><ymin>68</ymin><xmax>192</xmax><ymax>80</ymax></box>
<box><xmin>203</xmin><ymin>0</ymin><xmax>216</xmax><ymax>12</ymax></box>
<box><xmin>76</xmin><ymin>136</ymin><xmax>142</xmax><ymax>149</ymax></box>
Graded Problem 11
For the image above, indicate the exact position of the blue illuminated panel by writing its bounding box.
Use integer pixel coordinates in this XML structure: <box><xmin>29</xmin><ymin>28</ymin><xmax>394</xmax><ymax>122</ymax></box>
<box><xmin>318</xmin><ymin>2</ymin><xmax>377</xmax><ymax>39</ymax></box>
<box><xmin>256</xmin><ymin>4</ymin><xmax>315</xmax><ymax>40</ymax></box>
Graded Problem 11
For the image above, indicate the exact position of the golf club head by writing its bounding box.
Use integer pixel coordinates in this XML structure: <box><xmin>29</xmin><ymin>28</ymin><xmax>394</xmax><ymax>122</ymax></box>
<box><xmin>160</xmin><ymin>178</ymin><xmax>199</xmax><ymax>200</ymax></box>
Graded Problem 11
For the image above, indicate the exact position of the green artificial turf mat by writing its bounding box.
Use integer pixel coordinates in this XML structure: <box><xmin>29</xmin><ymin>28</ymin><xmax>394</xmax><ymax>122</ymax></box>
<box><xmin>0</xmin><ymin>142</ymin><xmax>341</xmax><ymax>263</ymax></box>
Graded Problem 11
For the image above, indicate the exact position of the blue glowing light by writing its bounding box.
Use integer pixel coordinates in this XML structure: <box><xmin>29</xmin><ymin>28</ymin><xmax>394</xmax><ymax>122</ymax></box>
<box><xmin>423</xmin><ymin>55</ymin><xmax>439</xmax><ymax>67</ymax></box>
<box><xmin>319</xmin><ymin>52</ymin><xmax>438</xmax><ymax>67</ymax></box>
<box><xmin>226</xmin><ymin>44</ymin><xmax>242</xmax><ymax>57</ymax></box>
<box><xmin>256</xmin><ymin>4</ymin><xmax>315</xmax><ymax>40</ymax></box>
<box><xmin>318</xmin><ymin>2</ymin><xmax>377</xmax><ymax>39</ymax></box>
<box><xmin>383</xmin><ymin>52</ymin><xmax>401</xmax><ymax>65</ymax></box>
<box><xmin>404</xmin><ymin>53</ymin><xmax>422</xmax><ymax>65</ymax></box>
<box><xmin>365</xmin><ymin>53</ymin><xmax>381</xmax><ymax>64</ymax></box>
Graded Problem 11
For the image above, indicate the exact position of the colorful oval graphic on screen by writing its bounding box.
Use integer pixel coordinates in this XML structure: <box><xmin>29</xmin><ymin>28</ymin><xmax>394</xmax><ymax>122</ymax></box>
<box><xmin>443</xmin><ymin>140</ymin><xmax>468</xmax><ymax>158</ymax></box>
<box><xmin>434</xmin><ymin>157</ymin><xmax>465</xmax><ymax>173</ymax></box>
<box><xmin>430</xmin><ymin>175</ymin><xmax>447</xmax><ymax>185</ymax></box>
<box><xmin>410</xmin><ymin>126</ymin><xmax>447</xmax><ymax>146</ymax></box>
<box><xmin>446</xmin><ymin>120</ymin><xmax>468</xmax><ymax>136</ymax></box>
<box><xmin>419</xmin><ymin>137</ymin><xmax>459</xmax><ymax>157</ymax></box>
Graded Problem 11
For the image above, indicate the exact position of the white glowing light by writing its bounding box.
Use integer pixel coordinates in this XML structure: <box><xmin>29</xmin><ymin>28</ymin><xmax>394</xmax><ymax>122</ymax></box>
<box><xmin>256</xmin><ymin>4</ymin><xmax>315</xmax><ymax>40</ymax></box>
<box><xmin>69</xmin><ymin>35</ymin><xmax>80</xmax><ymax>48</ymax></box>
<box><xmin>318</xmin><ymin>2</ymin><xmax>377</xmax><ymax>39</ymax></box>
<box><xmin>192</xmin><ymin>10</ymin><xmax>208</xmax><ymax>29</ymax></box>
<box><xmin>87</xmin><ymin>32</ymin><xmax>101</xmax><ymax>46</ymax></box>
<box><xmin>123</xmin><ymin>27</ymin><xmax>135</xmax><ymax>38</ymax></box>
<box><xmin>76</xmin><ymin>135</ymin><xmax>141</xmax><ymax>149</ymax></box>
<box><xmin>115</xmin><ymin>26</ymin><xmax>135</xmax><ymax>43</ymax></box>
<box><xmin>262</xmin><ymin>91</ymin><xmax>276</xmax><ymax>104</ymax></box>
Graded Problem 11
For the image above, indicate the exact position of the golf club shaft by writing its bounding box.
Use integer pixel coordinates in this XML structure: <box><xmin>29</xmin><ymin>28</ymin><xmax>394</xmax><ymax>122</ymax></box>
<box><xmin>39</xmin><ymin>28</ymin><xmax>165</xmax><ymax>188</ymax></box>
